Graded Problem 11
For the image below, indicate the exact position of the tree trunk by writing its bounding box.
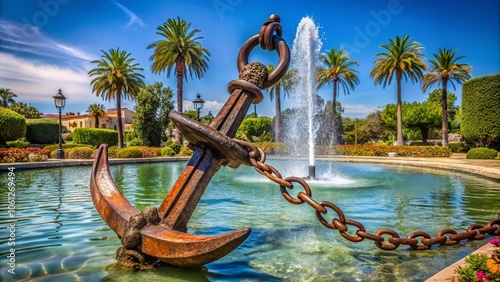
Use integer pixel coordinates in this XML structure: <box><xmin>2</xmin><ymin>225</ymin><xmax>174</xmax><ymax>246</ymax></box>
<box><xmin>275</xmin><ymin>84</ymin><xmax>281</xmax><ymax>142</ymax></box>
<box><xmin>332</xmin><ymin>81</ymin><xmax>338</xmax><ymax>144</ymax></box>
<box><xmin>116</xmin><ymin>92</ymin><xmax>124</xmax><ymax>148</ymax></box>
<box><xmin>396</xmin><ymin>71</ymin><xmax>404</xmax><ymax>146</ymax></box>
<box><xmin>420</xmin><ymin>126</ymin><xmax>429</xmax><ymax>143</ymax></box>
<box><xmin>174</xmin><ymin>60</ymin><xmax>184</xmax><ymax>144</ymax></box>
<box><xmin>95</xmin><ymin>116</ymin><xmax>99</xmax><ymax>128</ymax></box>
<box><xmin>441</xmin><ymin>81</ymin><xmax>449</xmax><ymax>147</ymax></box>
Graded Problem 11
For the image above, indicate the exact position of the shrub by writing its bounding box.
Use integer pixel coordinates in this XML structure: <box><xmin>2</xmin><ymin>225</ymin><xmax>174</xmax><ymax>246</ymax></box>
<box><xmin>179</xmin><ymin>146</ymin><xmax>193</xmax><ymax>156</ymax></box>
<box><xmin>130</xmin><ymin>146</ymin><xmax>157</xmax><ymax>158</ymax></box>
<box><xmin>497</xmin><ymin>152</ymin><xmax>500</xmax><ymax>160</ymax></box>
<box><xmin>67</xmin><ymin>147</ymin><xmax>95</xmax><ymax>159</ymax></box>
<box><xmin>333</xmin><ymin>145</ymin><xmax>452</xmax><ymax>157</ymax></box>
<box><xmin>466</xmin><ymin>148</ymin><xmax>498</xmax><ymax>159</ymax></box>
<box><xmin>462</xmin><ymin>74</ymin><xmax>500</xmax><ymax>149</ymax></box>
<box><xmin>108</xmin><ymin>146</ymin><xmax>118</xmax><ymax>158</ymax></box>
<box><xmin>25</xmin><ymin>119</ymin><xmax>59</xmax><ymax>144</ymax></box>
<box><xmin>43</xmin><ymin>143</ymin><xmax>94</xmax><ymax>151</ymax></box>
<box><xmin>236</xmin><ymin>117</ymin><xmax>273</xmax><ymax>142</ymax></box>
<box><xmin>152</xmin><ymin>147</ymin><xmax>163</xmax><ymax>156</ymax></box>
<box><xmin>28</xmin><ymin>153</ymin><xmax>48</xmax><ymax>162</ymax></box>
<box><xmin>72</xmin><ymin>128</ymin><xmax>118</xmax><ymax>147</ymax></box>
<box><xmin>116</xmin><ymin>147</ymin><xmax>142</xmax><ymax>158</ymax></box>
<box><xmin>7</xmin><ymin>139</ymin><xmax>31</xmax><ymax>148</ymax></box>
<box><xmin>447</xmin><ymin>143</ymin><xmax>469</xmax><ymax>153</ymax></box>
<box><xmin>0</xmin><ymin>148</ymin><xmax>29</xmax><ymax>163</ymax></box>
<box><xmin>0</xmin><ymin>107</ymin><xmax>26</xmax><ymax>144</ymax></box>
<box><xmin>161</xmin><ymin>146</ymin><xmax>176</xmax><ymax>156</ymax></box>
<box><xmin>128</xmin><ymin>138</ymin><xmax>144</xmax><ymax>146</ymax></box>
<box><xmin>169</xmin><ymin>142</ymin><xmax>182</xmax><ymax>154</ymax></box>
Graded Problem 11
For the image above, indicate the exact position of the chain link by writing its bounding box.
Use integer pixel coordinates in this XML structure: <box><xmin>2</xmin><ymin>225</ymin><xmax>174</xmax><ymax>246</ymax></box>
<box><xmin>235</xmin><ymin>139</ymin><xmax>500</xmax><ymax>251</ymax></box>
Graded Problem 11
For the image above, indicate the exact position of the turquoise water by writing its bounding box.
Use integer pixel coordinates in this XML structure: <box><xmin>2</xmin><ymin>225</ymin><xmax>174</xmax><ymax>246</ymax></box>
<box><xmin>1</xmin><ymin>160</ymin><xmax>500</xmax><ymax>281</ymax></box>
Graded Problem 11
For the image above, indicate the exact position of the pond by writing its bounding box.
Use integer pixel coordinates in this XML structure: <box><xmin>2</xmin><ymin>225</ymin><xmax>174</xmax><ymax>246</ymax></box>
<box><xmin>1</xmin><ymin>160</ymin><xmax>500</xmax><ymax>281</ymax></box>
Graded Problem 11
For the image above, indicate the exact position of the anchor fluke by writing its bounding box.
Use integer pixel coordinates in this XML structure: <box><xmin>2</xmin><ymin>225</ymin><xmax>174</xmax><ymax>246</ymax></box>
<box><xmin>90</xmin><ymin>144</ymin><xmax>251</xmax><ymax>267</ymax></box>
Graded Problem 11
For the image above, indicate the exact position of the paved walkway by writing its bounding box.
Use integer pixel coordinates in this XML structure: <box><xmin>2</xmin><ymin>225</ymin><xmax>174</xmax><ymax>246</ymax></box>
<box><xmin>1</xmin><ymin>153</ymin><xmax>499</xmax><ymax>280</ymax></box>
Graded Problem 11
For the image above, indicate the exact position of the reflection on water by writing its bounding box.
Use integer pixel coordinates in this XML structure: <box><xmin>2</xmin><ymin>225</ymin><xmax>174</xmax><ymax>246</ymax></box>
<box><xmin>1</xmin><ymin>160</ymin><xmax>500</xmax><ymax>281</ymax></box>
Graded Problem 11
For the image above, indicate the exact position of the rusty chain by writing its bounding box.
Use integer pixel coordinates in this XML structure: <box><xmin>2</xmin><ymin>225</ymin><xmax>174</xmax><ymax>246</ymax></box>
<box><xmin>233</xmin><ymin>139</ymin><xmax>500</xmax><ymax>251</ymax></box>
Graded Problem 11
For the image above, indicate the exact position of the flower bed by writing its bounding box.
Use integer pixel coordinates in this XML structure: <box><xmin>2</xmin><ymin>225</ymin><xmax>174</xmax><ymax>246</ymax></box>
<box><xmin>455</xmin><ymin>238</ymin><xmax>500</xmax><ymax>281</ymax></box>
<box><xmin>0</xmin><ymin>147</ymin><xmax>50</xmax><ymax>163</ymax></box>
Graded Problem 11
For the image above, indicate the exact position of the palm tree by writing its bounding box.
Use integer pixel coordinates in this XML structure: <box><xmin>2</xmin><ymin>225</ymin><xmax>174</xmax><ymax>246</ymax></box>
<box><xmin>267</xmin><ymin>65</ymin><xmax>297</xmax><ymax>142</ymax></box>
<box><xmin>147</xmin><ymin>17</ymin><xmax>210</xmax><ymax>143</ymax></box>
<box><xmin>370</xmin><ymin>35</ymin><xmax>427</xmax><ymax>146</ymax></box>
<box><xmin>87</xmin><ymin>103</ymin><xmax>106</xmax><ymax>128</ymax></box>
<box><xmin>88</xmin><ymin>48</ymin><xmax>144</xmax><ymax>148</ymax></box>
<box><xmin>422</xmin><ymin>48</ymin><xmax>471</xmax><ymax>146</ymax></box>
<box><xmin>0</xmin><ymin>88</ymin><xmax>17</xmax><ymax>107</ymax></box>
<box><xmin>317</xmin><ymin>47</ymin><xmax>360</xmax><ymax>143</ymax></box>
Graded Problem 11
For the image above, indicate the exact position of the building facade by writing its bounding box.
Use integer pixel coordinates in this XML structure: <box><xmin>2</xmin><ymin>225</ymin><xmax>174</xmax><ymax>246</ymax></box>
<box><xmin>43</xmin><ymin>108</ymin><xmax>134</xmax><ymax>132</ymax></box>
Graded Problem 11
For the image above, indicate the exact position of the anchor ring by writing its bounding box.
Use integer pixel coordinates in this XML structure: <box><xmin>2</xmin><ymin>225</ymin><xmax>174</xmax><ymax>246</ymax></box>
<box><xmin>237</xmin><ymin>34</ymin><xmax>290</xmax><ymax>89</ymax></box>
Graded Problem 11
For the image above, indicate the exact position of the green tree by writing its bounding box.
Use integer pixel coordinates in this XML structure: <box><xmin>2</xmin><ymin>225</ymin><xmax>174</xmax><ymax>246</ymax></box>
<box><xmin>422</xmin><ymin>48</ymin><xmax>472</xmax><ymax>146</ymax></box>
<box><xmin>267</xmin><ymin>65</ymin><xmax>296</xmax><ymax>142</ymax></box>
<box><xmin>87</xmin><ymin>103</ymin><xmax>105</xmax><ymax>128</ymax></box>
<box><xmin>9</xmin><ymin>102</ymin><xmax>42</xmax><ymax>118</ymax></box>
<box><xmin>88</xmin><ymin>48</ymin><xmax>144</xmax><ymax>148</ymax></box>
<box><xmin>201</xmin><ymin>111</ymin><xmax>214</xmax><ymax>124</ymax></box>
<box><xmin>148</xmin><ymin>17</ymin><xmax>210</xmax><ymax>143</ymax></box>
<box><xmin>382</xmin><ymin>101</ymin><xmax>441</xmax><ymax>143</ymax></box>
<box><xmin>0</xmin><ymin>88</ymin><xmax>17</xmax><ymax>107</ymax></box>
<box><xmin>132</xmin><ymin>82</ymin><xmax>174</xmax><ymax>147</ymax></box>
<box><xmin>317</xmin><ymin>47</ymin><xmax>359</xmax><ymax>143</ymax></box>
<box><xmin>370</xmin><ymin>35</ymin><xmax>427</xmax><ymax>145</ymax></box>
<box><xmin>236</xmin><ymin>116</ymin><xmax>273</xmax><ymax>142</ymax></box>
<box><xmin>364</xmin><ymin>110</ymin><xmax>392</xmax><ymax>141</ymax></box>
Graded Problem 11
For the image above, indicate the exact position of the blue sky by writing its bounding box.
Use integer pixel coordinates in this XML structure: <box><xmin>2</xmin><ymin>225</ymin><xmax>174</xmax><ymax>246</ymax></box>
<box><xmin>1</xmin><ymin>0</ymin><xmax>499</xmax><ymax>118</ymax></box>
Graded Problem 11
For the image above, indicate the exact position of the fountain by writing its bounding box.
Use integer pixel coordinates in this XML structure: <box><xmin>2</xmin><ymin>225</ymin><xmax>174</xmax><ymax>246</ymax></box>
<box><xmin>286</xmin><ymin>17</ymin><xmax>322</xmax><ymax>180</ymax></box>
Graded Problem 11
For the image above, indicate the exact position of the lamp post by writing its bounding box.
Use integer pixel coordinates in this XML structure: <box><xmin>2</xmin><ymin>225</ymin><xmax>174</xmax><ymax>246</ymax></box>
<box><xmin>53</xmin><ymin>89</ymin><xmax>66</xmax><ymax>159</ymax></box>
<box><xmin>192</xmin><ymin>93</ymin><xmax>205</xmax><ymax>121</ymax></box>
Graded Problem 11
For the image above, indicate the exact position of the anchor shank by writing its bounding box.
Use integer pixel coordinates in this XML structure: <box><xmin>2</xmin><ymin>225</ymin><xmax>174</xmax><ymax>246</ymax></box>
<box><xmin>158</xmin><ymin>89</ymin><xmax>254</xmax><ymax>231</ymax></box>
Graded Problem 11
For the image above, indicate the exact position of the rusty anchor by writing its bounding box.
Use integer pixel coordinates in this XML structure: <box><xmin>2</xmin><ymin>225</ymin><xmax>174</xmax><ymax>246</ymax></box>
<box><xmin>90</xmin><ymin>14</ymin><xmax>290</xmax><ymax>268</ymax></box>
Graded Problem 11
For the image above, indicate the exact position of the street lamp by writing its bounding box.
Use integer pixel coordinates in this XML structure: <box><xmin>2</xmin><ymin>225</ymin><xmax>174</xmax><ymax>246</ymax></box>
<box><xmin>52</xmin><ymin>89</ymin><xmax>66</xmax><ymax>159</ymax></box>
<box><xmin>192</xmin><ymin>93</ymin><xmax>205</xmax><ymax>121</ymax></box>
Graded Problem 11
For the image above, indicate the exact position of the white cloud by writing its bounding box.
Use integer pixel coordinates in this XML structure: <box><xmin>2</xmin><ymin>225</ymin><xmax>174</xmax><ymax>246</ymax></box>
<box><xmin>0</xmin><ymin>19</ymin><xmax>94</xmax><ymax>62</ymax></box>
<box><xmin>342</xmin><ymin>103</ymin><xmax>380</xmax><ymax>118</ymax></box>
<box><xmin>115</xmin><ymin>3</ymin><xmax>146</xmax><ymax>29</ymax></box>
<box><xmin>0</xmin><ymin>52</ymin><xmax>93</xmax><ymax>103</ymax></box>
<box><xmin>182</xmin><ymin>99</ymin><xmax>225</xmax><ymax>114</ymax></box>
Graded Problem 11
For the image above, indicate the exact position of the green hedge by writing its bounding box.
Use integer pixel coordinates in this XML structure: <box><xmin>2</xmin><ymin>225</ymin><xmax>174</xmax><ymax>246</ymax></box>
<box><xmin>462</xmin><ymin>74</ymin><xmax>500</xmax><ymax>149</ymax></box>
<box><xmin>116</xmin><ymin>147</ymin><xmax>142</xmax><ymax>158</ymax></box>
<box><xmin>43</xmin><ymin>143</ymin><xmax>94</xmax><ymax>151</ymax></box>
<box><xmin>466</xmin><ymin>148</ymin><xmax>498</xmax><ymax>159</ymax></box>
<box><xmin>25</xmin><ymin>119</ymin><xmax>59</xmax><ymax>144</ymax></box>
<box><xmin>72</xmin><ymin>128</ymin><xmax>118</xmax><ymax>147</ymax></box>
<box><xmin>0</xmin><ymin>107</ymin><xmax>26</xmax><ymax>143</ymax></box>
<box><xmin>67</xmin><ymin>147</ymin><xmax>95</xmax><ymax>159</ymax></box>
